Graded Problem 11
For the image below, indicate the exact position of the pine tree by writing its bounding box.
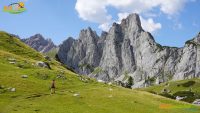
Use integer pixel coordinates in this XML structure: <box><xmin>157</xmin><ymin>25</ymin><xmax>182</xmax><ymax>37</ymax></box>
<box><xmin>127</xmin><ymin>76</ymin><xmax>133</xmax><ymax>88</ymax></box>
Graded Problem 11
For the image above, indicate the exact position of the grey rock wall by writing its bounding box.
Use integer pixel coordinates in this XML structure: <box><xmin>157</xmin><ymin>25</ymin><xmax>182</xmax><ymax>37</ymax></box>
<box><xmin>58</xmin><ymin>13</ymin><xmax>200</xmax><ymax>88</ymax></box>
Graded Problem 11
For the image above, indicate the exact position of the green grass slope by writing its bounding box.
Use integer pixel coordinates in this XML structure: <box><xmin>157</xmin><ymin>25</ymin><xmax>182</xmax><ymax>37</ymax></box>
<box><xmin>0</xmin><ymin>31</ymin><xmax>43</xmax><ymax>60</ymax></box>
<box><xmin>44</xmin><ymin>47</ymin><xmax>59</xmax><ymax>58</ymax></box>
<box><xmin>0</xmin><ymin>31</ymin><xmax>200</xmax><ymax>113</ymax></box>
<box><xmin>139</xmin><ymin>79</ymin><xmax>200</xmax><ymax>103</ymax></box>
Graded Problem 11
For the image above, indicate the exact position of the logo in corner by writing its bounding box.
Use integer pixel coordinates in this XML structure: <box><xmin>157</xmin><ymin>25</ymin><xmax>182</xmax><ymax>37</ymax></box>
<box><xmin>3</xmin><ymin>2</ymin><xmax>26</xmax><ymax>14</ymax></box>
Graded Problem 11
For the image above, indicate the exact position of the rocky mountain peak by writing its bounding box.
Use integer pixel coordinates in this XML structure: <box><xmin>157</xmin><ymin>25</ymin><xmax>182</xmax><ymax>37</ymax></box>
<box><xmin>66</xmin><ymin>37</ymin><xmax>75</xmax><ymax>42</ymax></box>
<box><xmin>79</xmin><ymin>27</ymin><xmax>98</xmax><ymax>43</ymax></box>
<box><xmin>58</xmin><ymin>13</ymin><xmax>200</xmax><ymax>88</ymax></box>
<box><xmin>187</xmin><ymin>32</ymin><xmax>200</xmax><ymax>44</ymax></box>
<box><xmin>61</xmin><ymin>37</ymin><xmax>75</xmax><ymax>47</ymax></box>
<box><xmin>122</xmin><ymin>13</ymin><xmax>141</xmax><ymax>25</ymax></box>
<box><xmin>120</xmin><ymin>13</ymin><xmax>143</xmax><ymax>32</ymax></box>
<box><xmin>194</xmin><ymin>32</ymin><xmax>200</xmax><ymax>43</ymax></box>
<box><xmin>110</xmin><ymin>22</ymin><xmax>122</xmax><ymax>34</ymax></box>
<box><xmin>22</xmin><ymin>34</ymin><xmax>56</xmax><ymax>53</ymax></box>
<box><xmin>31</xmin><ymin>34</ymin><xmax>44</xmax><ymax>40</ymax></box>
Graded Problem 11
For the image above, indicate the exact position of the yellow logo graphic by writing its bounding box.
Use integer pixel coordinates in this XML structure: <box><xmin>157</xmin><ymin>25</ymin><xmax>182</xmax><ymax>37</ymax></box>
<box><xmin>3</xmin><ymin>2</ymin><xmax>26</xmax><ymax>14</ymax></box>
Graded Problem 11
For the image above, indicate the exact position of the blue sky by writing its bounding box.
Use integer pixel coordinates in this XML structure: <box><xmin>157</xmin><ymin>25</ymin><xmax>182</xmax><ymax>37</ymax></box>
<box><xmin>0</xmin><ymin>0</ymin><xmax>200</xmax><ymax>47</ymax></box>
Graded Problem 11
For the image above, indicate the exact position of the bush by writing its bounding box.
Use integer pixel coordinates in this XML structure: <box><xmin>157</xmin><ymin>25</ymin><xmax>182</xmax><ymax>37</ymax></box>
<box><xmin>173</xmin><ymin>91</ymin><xmax>194</xmax><ymax>97</ymax></box>
<box><xmin>159</xmin><ymin>93</ymin><xmax>175</xmax><ymax>99</ymax></box>
<box><xmin>173</xmin><ymin>91</ymin><xmax>200</xmax><ymax>103</ymax></box>
<box><xmin>182</xmin><ymin>97</ymin><xmax>197</xmax><ymax>103</ymax></box>
<box><xmin>181</xmin><ymin>81</ymin><xmax>196</xmax><ymax>87</ymax></box>
<box><xmin>145</xmin><ymin>76</ymin><xmax>155</xmax><ymax>85</ymax></box>
<box><xmin>147</xmin><ymin>91</ymin><xmax>157</xmax><ymax>94</ymax></box>
<box><xmin>55</xmin><ymin>54</ymin><xmax>61</xmax><ymax>62</ymax></box>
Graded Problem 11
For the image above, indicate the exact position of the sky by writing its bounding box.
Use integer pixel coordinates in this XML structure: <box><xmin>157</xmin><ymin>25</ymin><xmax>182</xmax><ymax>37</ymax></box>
<box><xmin>0</xmin><ymin>0</ymin><xmax>200</xmax><ymax>47</ymax></box>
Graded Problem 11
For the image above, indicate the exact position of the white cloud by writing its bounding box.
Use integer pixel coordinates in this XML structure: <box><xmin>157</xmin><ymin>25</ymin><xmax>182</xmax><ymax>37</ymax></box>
<box><xmin>75</xmin><ymin>0</ymin><xmax>111</xmax><ymax>23</ymax></box>
<box><xmin>140</xmin><ymin>17</ymin><xmax>162</xmax><ymax>33</ymax></box>
<box><xmin>98</xmin><ymin>23</ymin><xmax>111</xmax><ymax>31</ymax></box>
<box><xmin>117</xmin><ymin>13</ymin><xmax>129</xmax><ymax>24</ymax></box>
<box><xmin>159</xmin><ymin>0</ymin><xmax>187</xmax><ymax>15</ymax></box>
<box><xmin>75</xmin><ymin>0</ymin><xmax>193</xmax><ymax>32</ymax></box>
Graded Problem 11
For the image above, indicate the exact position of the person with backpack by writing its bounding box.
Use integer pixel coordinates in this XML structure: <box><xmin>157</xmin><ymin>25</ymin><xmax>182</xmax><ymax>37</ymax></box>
<box><xmin>51</xmin><ymin>80</ymin><xmax>56</xmax><ymax>94</ymax></box>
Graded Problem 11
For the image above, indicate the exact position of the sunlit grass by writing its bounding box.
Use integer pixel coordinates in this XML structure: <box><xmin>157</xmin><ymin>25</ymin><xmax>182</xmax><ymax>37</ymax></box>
<box><xmin>0</xmin><ymin>31</ymin><xmax>199</xmax><ymax>113</ymax></box>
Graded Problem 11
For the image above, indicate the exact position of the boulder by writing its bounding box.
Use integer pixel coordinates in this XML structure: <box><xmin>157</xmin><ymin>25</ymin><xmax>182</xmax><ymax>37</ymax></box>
<box><xmin>36</xmin><ymin>61</ymin><xmax>51</xmax><ymax>69</ymax></box>
<box><xmin>193</xmin><ymin>99</ymin><xmax>200</xmax><ymax>106</ymax></box>
<box><xmin>109</xmin><ymin>88</ymin><xmax>113</xmax><ymax>91</ymax></box>
<box><xmin>176</xmin><ymin>96</ymin><xmax>186</xmax><ymax>101</ymax></box>
<box><xmin>108</xmin><ymin>82</ymin><xmax>112</xmax><ymax>85</ymax></box>
<box><xmin>44</xmin><ymin>56</ymin><xmax>51</xmax><ymax>61</ymax></box>
<box><xmin>21</xmin><ymin>75</ymin><xmax>28</xmax><ymax>78</ymax></box>
<box><xmin>73</xmin><ymin>93</ymin><xmax>80</xmax><ymax>97</ymax></box>
<box><xmin>97</xmin><ymin>80</ymin><xmax>105</xmax><ymax>83</ymax></box>
<box><xmin>10</xmin><ymin>88</ymin><xmax>16</xmax><ymax>92</ymax></box>
<box><xmin>9</xmin><ymin>62</ymin><xmax>16</xmax><ymax>64</ymax></box>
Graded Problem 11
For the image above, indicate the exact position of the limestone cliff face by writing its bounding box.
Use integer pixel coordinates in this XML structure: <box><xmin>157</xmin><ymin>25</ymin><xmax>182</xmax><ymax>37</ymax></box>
<box><xmin>58</xmin><ymin>27</ymin><xmax>102</xmax><ymax>75</ymax></box>
<box><xmin>58</xmin><ymin>13</ymin><xmax>200</xmax><ymax>88</ymax></box>
<box><xmin>174</xmin><ymin>33</ymin><xmax>200</xmax><ymax>80</ymax></box>
<box><xmin>22</xmin><ymin>34</ymin><xmax>56</xmax><ymax>53</ymax></box>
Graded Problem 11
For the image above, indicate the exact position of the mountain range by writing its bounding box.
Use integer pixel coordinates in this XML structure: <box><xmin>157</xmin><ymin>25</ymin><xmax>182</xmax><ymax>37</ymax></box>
<box><xmin>22</xmin><ymin>34</ymin><xmax>56</xmax><ymax>53</ymax></box>
<box><xmin>22</xmin><ymin>13</ymin><xmax>200</xmax><ymax>88</ymax></box>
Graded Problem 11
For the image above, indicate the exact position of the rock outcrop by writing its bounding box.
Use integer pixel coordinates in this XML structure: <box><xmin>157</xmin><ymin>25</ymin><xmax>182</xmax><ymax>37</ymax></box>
<box><xmin>22</xmin><ymin>34</ymin><xmax>56</xmax><ymax>53</ymax></box>
<box><xmin>58</xmin><ymin>13</ymin><xmax>200</xmax><ymax>88</ymax></box>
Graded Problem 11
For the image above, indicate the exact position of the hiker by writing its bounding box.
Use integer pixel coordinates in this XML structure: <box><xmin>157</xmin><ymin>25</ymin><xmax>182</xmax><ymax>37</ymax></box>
<box><xmin>51</xmin><ymin>80</ymin><xmax>56</xmax><ymax>94</ymax></box>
